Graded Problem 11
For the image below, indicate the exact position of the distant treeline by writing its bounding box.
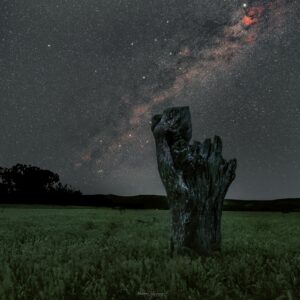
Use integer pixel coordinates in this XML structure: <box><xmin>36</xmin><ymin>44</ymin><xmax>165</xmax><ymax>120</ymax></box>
<box><xmin>77</xmin><ymin>196</ymin><xmax>300</xmax><ymax>212</ymax></box>
<box><xmin>1</xmin><ymin>193</ymin><xmax>300</xmax><ymax>212</ymax></box>
<box><xmin>0</xmin><ymin>193</ymin><xmax>168</xmax><ymax>209</ymax></box>
<box><xmin>224</xmin><ymin>199</ymin><xmax>300</xmax><ymax>213</ymax></box>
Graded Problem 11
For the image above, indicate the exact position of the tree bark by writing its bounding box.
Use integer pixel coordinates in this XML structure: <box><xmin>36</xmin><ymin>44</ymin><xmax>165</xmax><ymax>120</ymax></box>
<box><xmin>151</xmin><ymin>106</ymin><xmax>237</xmax><ymax>256</ymax></box>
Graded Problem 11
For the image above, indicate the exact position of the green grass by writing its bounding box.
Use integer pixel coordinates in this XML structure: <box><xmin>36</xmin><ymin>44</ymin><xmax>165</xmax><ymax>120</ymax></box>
<box><xmin>0</xmin><ymin>207</ymin><xmax>299</xmax><ymax>300</ymax></box>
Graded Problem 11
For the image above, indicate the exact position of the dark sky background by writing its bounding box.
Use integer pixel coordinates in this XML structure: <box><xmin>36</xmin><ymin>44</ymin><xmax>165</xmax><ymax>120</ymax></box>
<box><xmin>0</xmin><ymin>0</ymin><xmax>299</xmax><ymax>198</ymax></box>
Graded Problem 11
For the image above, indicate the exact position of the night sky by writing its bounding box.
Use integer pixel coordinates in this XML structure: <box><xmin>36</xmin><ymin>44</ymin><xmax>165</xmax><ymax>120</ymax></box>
<box><xmin>0</xmin><ymin>0</ymin><xmax>299</xmax><ymax>198</ymax></box>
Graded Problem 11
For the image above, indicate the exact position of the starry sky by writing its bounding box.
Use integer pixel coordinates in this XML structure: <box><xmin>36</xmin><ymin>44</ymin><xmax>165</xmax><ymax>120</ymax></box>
<box><xmin>0</xmin><ymin>0</ymin><xmax>299</xmax><ymax>198</ymax></box>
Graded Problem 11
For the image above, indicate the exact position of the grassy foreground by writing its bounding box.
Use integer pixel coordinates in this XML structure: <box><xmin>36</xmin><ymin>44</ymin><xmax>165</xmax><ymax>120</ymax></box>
<box><xmin>0</xmin><ymin>207</ymin><xmax>299</xmax><ymax>300</ymax></box>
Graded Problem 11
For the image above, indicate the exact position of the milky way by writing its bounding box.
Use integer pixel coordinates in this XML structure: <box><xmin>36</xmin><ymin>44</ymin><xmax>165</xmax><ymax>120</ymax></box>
<box><xmin>0</xmin><ymin>0</ymin><xmax>299</xmax><ymax>197</ymax></box>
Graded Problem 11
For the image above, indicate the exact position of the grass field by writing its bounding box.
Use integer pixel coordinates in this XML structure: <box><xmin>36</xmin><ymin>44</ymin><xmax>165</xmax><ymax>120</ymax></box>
<box><xmin>0</xmin><ymin>206</ymin><xmax>299</xmax><ymax>300</ymax></box>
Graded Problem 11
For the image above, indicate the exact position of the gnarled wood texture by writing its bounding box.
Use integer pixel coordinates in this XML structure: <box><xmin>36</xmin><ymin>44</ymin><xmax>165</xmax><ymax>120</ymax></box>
<box><xmin>151</xmin><ymin>106</ymin><xmax>237</xmax><ymax>256</ymax></box>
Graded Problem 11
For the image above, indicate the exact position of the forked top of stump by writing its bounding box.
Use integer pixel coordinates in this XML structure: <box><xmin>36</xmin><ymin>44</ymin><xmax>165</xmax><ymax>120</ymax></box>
<box><xmin>151</xmin><ymin>106</ymin><xmax>237</xmax><ymax>190</ymax></box>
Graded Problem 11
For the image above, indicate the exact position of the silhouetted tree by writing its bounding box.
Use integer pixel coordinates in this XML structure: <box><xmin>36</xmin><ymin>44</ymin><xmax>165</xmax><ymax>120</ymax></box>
<box><xmin>0</xmin><ymin>164</ymin><xmax>81</xmax><ymax>196</ymax></box>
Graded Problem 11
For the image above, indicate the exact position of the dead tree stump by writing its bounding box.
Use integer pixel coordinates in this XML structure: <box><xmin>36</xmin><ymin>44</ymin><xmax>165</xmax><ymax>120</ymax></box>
<box><xmin>151</xmin><ymin>106</ymin><xmax>237</xmax><ymax>256</ymax></box>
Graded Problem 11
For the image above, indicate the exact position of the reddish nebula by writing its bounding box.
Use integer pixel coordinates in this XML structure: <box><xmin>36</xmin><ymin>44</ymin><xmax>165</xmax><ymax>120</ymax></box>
<box><xmin>242</xmin><ymin>6</ymin><xmax>265</xmax><ymax>26</ymax></box>
<box><xmin>242</xmin><ymin>15</ymin><xmax>255</xmax><ymax>26</ymax></box>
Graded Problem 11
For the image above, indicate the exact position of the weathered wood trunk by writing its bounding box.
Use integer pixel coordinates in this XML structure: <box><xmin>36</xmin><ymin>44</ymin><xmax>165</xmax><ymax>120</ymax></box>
<box><xmin>151</xmin><ymin>106</ymin><xmax>237</xmax><ymax>256</ymax></box>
